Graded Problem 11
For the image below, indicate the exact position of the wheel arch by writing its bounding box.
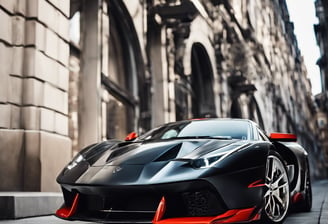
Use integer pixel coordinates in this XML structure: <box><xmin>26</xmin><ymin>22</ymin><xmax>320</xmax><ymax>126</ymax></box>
<box><xmin>271</xmin><ymin>142</ymin><xmax>299</xmax><ymax>190</ymax></box>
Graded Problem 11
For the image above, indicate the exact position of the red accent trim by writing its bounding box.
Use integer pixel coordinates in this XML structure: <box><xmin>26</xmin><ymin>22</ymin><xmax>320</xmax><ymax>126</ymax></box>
<box><xmin>152</xmin><ymin>207</ymin><xmax>259</xmax><ymax>224</ymax></box>
<box><xmin>125</xmin><ymin>132</ymin><xmax>138</xmax><ymax>141</ymax></box>
<box><xmin>153</xmin><ymin>197</ymin><xmax>166</xmax><ymax>223</ymax></box>
<box><xmin>250</xmin><ymin>212</ymin><xmax>261</xmax><ymax>221</ymax></box>
<box><xmin>292</xmin><ymin>192</ymin><xmax>304</xmax><ymax>204</ymax></box>
<box><xmin>56</xmin><ymin>193</ymin><xmax>79</xmax><ymax>218</ymax></box>
<box><xmin>269</xmin><ymin>133</ymin><xmax>297</xmax><ymax>142</ymax></box>
<box><xmin>248</xmin><ymin>179</ymin><xmax>265</xmax><ymax>188</ymax></box>
<box><xmin>212</xmin><ymin>207</ymin><xmax>258</xmax><ymax>223</ymax></box>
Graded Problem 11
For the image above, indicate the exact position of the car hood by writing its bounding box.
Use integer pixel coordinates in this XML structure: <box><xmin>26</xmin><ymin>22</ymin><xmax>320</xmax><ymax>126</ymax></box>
<box><xmin>67</xmin><ymin>139</ymin><xmax>253</xmax><ymax>185</ymax></box>
<box><xmin>91</xmin><ymin>139</ymin><xmax>244</xmax><ymax>166</ymax></box>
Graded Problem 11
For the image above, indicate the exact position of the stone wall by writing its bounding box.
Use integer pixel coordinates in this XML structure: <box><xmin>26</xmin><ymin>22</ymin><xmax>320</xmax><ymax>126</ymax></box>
<box><xmin>0</xmin><ymin>0</ymin><xmax>71</xmax><ymax>192</ymax></box>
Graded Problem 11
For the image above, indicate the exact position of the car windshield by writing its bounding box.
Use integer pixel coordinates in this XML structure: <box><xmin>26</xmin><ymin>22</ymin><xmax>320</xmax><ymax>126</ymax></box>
<box><xmin>138</xmin><ymin>119</ymin><xmax>252</xmax><ymax>141</ymax></box>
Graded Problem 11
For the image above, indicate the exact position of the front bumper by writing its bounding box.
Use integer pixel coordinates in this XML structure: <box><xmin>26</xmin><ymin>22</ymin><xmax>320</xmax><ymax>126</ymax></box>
<box><xmin>56</xmin><ymin>165</ymin><xmax>265</xmax><ymax>223</ymax></box>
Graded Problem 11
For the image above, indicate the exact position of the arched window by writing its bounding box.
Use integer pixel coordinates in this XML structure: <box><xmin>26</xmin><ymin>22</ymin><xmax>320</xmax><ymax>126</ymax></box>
<box><xmin>101</xmin><ymin>0</ymin><xmax>147</xmax><ymax>139</ymax></box>
<box><xmin>103</xmin><ymin>11</ymin><xmax>135</xmax><ymax>140</ymax></box>
<box><xmin>190</xmin><ymin>43</ymin><xmax>216</xmax><ymax>118</ymax></box>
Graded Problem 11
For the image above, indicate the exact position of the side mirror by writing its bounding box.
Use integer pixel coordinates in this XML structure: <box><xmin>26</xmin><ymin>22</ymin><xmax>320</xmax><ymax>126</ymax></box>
<box><xmin>125</xmin><ymin>132</ymin><xmax>138</xmax><ymax>141</ymax></box>
<box><xmin>269</xmin><ymin>133</ymin><xmax>297</xmax><ymax>142</ymax></box>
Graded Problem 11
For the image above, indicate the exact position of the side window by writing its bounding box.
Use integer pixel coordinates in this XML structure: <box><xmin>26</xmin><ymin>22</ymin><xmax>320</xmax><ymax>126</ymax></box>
<box><xmin>161</xmin><ymin>129</ymin><xmax>178</xmax><ymax>139</ymax></box>
<box><xmin>253</xmin><ymin>127</ymin><xmax>260</xmax><ymax>140</ymax></box>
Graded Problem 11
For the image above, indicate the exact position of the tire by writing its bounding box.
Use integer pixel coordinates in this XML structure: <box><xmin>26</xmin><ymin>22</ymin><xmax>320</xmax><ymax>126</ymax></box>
<box><xmin>296</xmin><ymin>163</ymin><xmax>312</xmax><ymax>212</ymax></box>
<box><xmin>261</xmin><ymin>152</ymin><xmax>290</xmax><ymax>223</ymax></box>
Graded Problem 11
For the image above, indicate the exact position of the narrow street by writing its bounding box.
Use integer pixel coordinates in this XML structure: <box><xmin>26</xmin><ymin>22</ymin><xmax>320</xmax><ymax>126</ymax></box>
<box><xmin>1</xmin><ymin>180</ymin><xmax>327</xmax><ymax>224</ymax></box>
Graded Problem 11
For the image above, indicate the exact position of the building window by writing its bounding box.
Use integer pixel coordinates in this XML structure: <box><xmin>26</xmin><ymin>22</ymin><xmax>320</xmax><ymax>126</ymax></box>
<box><xmin>190</xmin><ymin>43</ymin><xmax>216</xmax><ymax>118</ymax></box>
<box><xmin>318</xmin><ymin>118</ymin><xmax>326</xmax><ymax>128</ymax></box>
<box><xmin>101</xmin><ymin>12</ymin><xmax>136</xmax><ymax>140</ymax></box>
<box><xmin>101</xmin><ymin>1</ymin><xmax>146</xmax><ymax>139</ymax></box>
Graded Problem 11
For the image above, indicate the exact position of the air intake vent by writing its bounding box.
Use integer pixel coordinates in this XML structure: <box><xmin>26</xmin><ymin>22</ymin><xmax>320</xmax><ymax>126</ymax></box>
<box><xmin>155</xmin><ymin>143</ymin><xmax>182</xmax><ymax>161</ymax></box>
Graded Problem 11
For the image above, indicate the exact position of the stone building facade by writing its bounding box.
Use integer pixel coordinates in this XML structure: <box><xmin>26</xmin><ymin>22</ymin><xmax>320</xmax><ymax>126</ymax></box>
<box><xmin>0</xmin><ymin>0</ymin><xmax>71</xmax><ymax>191</ymax></box>
<box><xmin>0</xmin><ymin>0</ymin><xmax>325</xmax><ymax>192</ymax></box>
<box><xmin>314</xmin><ymin>0</ymin><xmax>328</xmax><ymax>173</ymax></box>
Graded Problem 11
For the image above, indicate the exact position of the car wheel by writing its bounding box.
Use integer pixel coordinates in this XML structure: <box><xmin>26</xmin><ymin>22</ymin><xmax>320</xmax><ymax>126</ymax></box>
<box><xmin>262</xmin><ymin>152</ymin><xmax>290</xmax><ymax>223</ymax></box>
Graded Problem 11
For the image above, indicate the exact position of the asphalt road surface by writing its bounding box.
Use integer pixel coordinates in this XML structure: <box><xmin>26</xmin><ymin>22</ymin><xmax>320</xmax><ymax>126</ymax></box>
<box><xmin>285</xmin><ymin>179</ymin><xmax>328</xmax><ymax>224</ymax></box>
<box><xmin>1</xmin><ymin>180</ymin><xmax>327</xmax><ymax>224</ymax></box>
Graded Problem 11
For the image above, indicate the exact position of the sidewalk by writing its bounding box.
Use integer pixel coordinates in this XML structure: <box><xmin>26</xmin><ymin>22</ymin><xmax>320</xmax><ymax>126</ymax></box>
<box><xmin>0</xmin><ymin>192</ymin><xmax>63</xmax><ymax>220</ymax></box>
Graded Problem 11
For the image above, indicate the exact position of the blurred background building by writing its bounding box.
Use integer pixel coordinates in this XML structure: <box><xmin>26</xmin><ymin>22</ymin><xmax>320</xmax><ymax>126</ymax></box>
<box><xmin>0</xmin><ymin>0</ymin><xmax>327</xmax><ymax>192</ymax></box>
<box><xmin>314</xmin><ymin>0</ymin><xmax>328</xmax><ymax>174</ymax></box>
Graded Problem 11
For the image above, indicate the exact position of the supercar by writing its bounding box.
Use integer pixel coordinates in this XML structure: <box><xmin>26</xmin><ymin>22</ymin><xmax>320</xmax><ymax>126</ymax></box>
<box><xmin>56</xmin><ymin>119</ymin><xmax>312</xmax><ymax>223</ymax></box>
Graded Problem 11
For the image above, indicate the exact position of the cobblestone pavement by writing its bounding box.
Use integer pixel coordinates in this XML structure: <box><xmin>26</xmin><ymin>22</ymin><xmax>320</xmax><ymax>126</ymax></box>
<box><xmin>1</xmin><ymin>180</ymin><xmax>327</xmax><ymax>224</ymax></box>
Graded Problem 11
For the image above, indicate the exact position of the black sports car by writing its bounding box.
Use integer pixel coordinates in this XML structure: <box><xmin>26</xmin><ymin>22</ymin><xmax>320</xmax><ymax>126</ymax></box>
<box><xmin>56</xmin><ymin>119</ymin><xmax>312</xmax><ymax>223</ymax></box>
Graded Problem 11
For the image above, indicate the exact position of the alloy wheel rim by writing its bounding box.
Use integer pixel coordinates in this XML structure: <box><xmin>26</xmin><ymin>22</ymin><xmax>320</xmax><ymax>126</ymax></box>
<box><xmin>264</xmin><ymin>155</ymin><xmax>289</xmax><ymax>222</ymax></box>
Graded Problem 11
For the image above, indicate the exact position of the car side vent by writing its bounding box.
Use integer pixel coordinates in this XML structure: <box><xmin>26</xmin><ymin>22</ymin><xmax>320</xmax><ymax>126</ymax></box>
<box><xmin>155</xmin><ymin>143</ymin><xmax>182</xmax><ymax>162</ymax></box>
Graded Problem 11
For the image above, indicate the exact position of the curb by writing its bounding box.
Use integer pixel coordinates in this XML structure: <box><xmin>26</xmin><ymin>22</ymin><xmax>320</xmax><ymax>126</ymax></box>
<box><xmin>0</xmin><ymin>192</ymin><xmax>63</xmax><ymax>220</ymax></box>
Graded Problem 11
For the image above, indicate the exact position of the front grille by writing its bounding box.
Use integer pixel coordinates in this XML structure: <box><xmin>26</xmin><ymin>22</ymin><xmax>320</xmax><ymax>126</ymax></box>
<box><xmin>79</xmin><ymin>193</ymin><xmax>161</xmax><ymax>211</ymax></box>
<box><xmin>74</xmin><ymin>191</ymin><xmax>161</xmax><ymax>222</ymax></box>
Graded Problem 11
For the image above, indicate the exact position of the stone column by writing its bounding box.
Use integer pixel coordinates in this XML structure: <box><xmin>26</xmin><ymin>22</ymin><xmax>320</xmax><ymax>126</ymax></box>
<box><xmin>78</xmin><ymin>0</ymin><xmax>102</xmax><ymax>149</ymax></box>
<box><xmin>150</xmin><ymin>24</ymin><xmax>177</xmax><ymax>127</ymax></box>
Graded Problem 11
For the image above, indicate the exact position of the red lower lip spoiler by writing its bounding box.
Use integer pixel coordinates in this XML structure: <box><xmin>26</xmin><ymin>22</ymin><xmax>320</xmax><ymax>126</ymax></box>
<box><xmin>153</xmin><ymin>196</ymin><xmax>259</xmax><ymax>224</ymax></box>
<box><xmin>56</xmin><ymin>193</ymin><xmax>79</xmax><ymax>218</ymax></box>
<box><xmin>56</xmin><ymin>193</ymin><xmax>261</xmax><ymax>223</ymax></box>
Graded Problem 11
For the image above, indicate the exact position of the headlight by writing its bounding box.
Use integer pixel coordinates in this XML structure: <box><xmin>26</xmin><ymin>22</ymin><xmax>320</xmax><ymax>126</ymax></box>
<box><xmin>190</xmin><ymin>155</ymin><xmax>223</xmax><ymax>169</ymax></box>
<box><xmin>66</xmin><ymin>154</ymin><xmax>85</xmax><ymax>170</ymax></box>
<box><xmin>190</xmin><ymin>143</ymin><xmax>250</xmax><ymax>169</ymax></box>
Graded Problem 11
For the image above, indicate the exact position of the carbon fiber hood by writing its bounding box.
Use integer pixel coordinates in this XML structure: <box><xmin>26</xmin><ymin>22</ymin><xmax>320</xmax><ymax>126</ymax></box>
<box><xmin>92</xmin><ymin>139</ymin><xmax>239</xmax><ymax>166</ymax></box>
